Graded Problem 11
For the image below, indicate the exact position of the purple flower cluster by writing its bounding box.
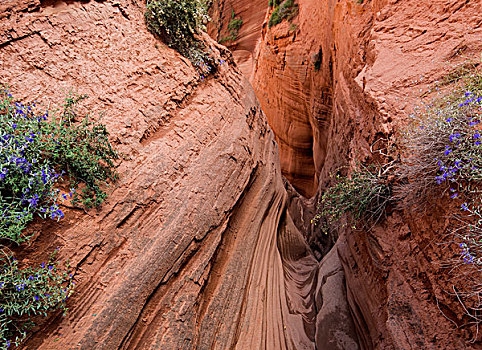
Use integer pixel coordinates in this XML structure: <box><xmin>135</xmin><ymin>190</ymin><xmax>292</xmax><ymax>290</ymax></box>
<box><xmin>431</xmin><ymin>91</ymin><xmax>482</xmax><ymax>265</ymax></box>
<box><xmin>0</xmin><ymin>253</ymin><xmax>75</xmax><ymax>347</ymax></box>
<box><xmin>434</xmin><ymin>93</ymin><xmax>481</xmax><ymax>187</ymax></box>
<box><xmin>197</xmin><ymin>60</ymin><xmax>213</xmax><ymax>80</ymax></box>
<box><xmin>459</xmin><ymin>243</ymin><xmax>476</xmax><ymax>264</ymax></box>
<box><xmin>458</xmin><ymin>92</ymin><xmax>482</xmax><ymax>107</ymax></box>
<box><xmin>0</xmin><ymin>90</ymin><xmax>69</xmax><ymax>242</ymax></box>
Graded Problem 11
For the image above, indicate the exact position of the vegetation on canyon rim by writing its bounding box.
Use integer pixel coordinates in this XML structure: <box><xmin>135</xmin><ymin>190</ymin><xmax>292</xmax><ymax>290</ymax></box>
<box><xmin>268</xmin><ymin>0</ymin><xmax>298</xmax><ymax>28</ymax></box>
<box><xmin>145</xmin><ymin>0</ymin><xmax>216</xmax><ymax>77</ymax></box>
<box><xmin>0</xmin><ymin>89</ymin><xmax>117</xmax><ymax>348</ymax></box>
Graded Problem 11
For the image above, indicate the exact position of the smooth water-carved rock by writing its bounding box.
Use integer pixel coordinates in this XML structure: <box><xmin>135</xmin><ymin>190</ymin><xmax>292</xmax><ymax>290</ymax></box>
<box><xmin>208</xmin><ymin>0</ymin><xmax>268</xmax><ymax>78</ymax></box>
<box><xmin>251</xmin><ymin>0</ymin><xmax>481</xmax><ymax>348</ymax></box>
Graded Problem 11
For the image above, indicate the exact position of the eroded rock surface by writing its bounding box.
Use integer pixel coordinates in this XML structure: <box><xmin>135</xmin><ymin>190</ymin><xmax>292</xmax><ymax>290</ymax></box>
<box><xmin>252</xmin><ymin>0</ymin><xmax>481</xmax><ymax>348</ymax></box>
<box><xmin>208</xmin><ymin>0</ymin><xmax>268</xmax><ymax>79</ymax></box>
<box><xmin>2</xmin><ymin>0</ymin><xmax>481</xmax><ymax>349</ymax></box>
<box><xmin>0</xmin><ymin>1</ymin><xmax>355</xmax><ymax>349</ymax></box>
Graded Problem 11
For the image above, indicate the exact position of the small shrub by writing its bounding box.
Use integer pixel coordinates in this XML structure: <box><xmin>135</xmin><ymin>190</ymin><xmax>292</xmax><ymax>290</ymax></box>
<box><xmin>395</xmin><ymin>62</ymin><xmax>482</xmax><ymax>327</ymax></box>
<box><xmin>395</xmin><ymin>64</ymin><xmax>482</xmax><ymax>239</ymax></box>
<box><xmin>228</xmin><ymin>15</ymin><xmax>243</xmax><ymax>33</ymax></box>
<box><xmin>219</xmin><ymin>10</ymin><xmax>243</xmax><ymax>43</ymax></box>
<box><xmin>268</xmin><ymin>0</ymin><xmax>282</xmax><ymax>8</ymax></box>
<box><xmin>268</xmin><ymin>7</ymin><xmax>280</xmax><ymax>28</ymax></box>
<box><xmin>47</xmin><ymin>93</ymin><xmax>118</xmax><ymax>208</ymax></box>
<box><xmin>313</xmin><ymin>165</ymin><xmax>390</xmax><ymax>229</ymax></box>
<box><xmin>0</xmin><ymin>251</ymin><xmax>74</xmax><ymax>349</ymax></box>
<box><xmin>268</xmin><ymin>0</ymin><xmax>298</xmax><ymax>28</ymax></box>
<box><xmin>395</xmin><ymin>68</ymin><xmax>482</xmax><ymax>209</ymax></box>
<box><xmin>145</xmin><ymin>0</ymin><xmax>214</xmax><ymax>76</ymax></box>
<box><xmin>0</xmin><ymin>90</ymin><xmax>117</xmax><ymax>243</ymax></box>
<box><xmin>0</xmin><ymin>88</ymin><xmax>116</xmax><ymax>347</ymax></box>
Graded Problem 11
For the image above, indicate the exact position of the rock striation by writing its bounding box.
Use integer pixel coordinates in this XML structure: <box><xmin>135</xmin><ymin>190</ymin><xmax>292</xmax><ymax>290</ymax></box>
<box><xmin>1</xmin><ymin>0</ymin><xmax>356</xmax><ymax>349</ymax></box>
<box><xmin>251</xmin><ymin>0</ymin><xmax>482</xmax><ymax>348</ymax></box>
<box><xmin>1</xmin><ymin>0</ymin><xmax>481</xmax><ymax>349</ymax></box>
<box><xmin>207</xmin><ymin>0</ymin><xmax>268</xmax><ymax>79</ymax></box>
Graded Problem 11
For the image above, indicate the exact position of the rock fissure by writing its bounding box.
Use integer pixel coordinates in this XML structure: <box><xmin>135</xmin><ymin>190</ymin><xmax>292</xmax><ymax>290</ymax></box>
<box><xmin>211</xmin><ymin>0</ymin><xmax>482</xmax><ymax>348</ymax></box>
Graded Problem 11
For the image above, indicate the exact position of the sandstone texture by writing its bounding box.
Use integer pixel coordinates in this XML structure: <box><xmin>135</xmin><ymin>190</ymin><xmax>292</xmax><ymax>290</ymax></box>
<box><xmin>207</xmin><ymin>0</ymin><xmax>268</xmax><ymax>79</ymax></box>
<box><xmin>251</xmin><ymin>0</ymin><xmax>482</xmax><ymax>348</ymax></box>
<box><xmin>1</xmin><ymin>0</ymin><xmax>482</xmax><ymax>349</ymax></box>
<box><xmin>0</xmin><ymin>0</ymin><xmax>355</xmax><ymax>349</ymax></box>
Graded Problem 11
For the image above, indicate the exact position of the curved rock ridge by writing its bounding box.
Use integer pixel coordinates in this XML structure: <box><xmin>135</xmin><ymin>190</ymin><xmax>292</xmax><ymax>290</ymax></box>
<box><xmin>252</xmin><ymin>0</ymin><xmax>482</xmax><ymax>348</ymax></box>
<box><xmin>0</xmin><ymin>0</ymin><xmax>357</xmax><ymax>349</ymax></box>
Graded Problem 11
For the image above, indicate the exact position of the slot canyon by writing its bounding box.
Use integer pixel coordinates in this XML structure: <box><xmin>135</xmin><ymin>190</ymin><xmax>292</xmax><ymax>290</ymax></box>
<box><xmin>0</xmin><ymin>0</ymin><xmax>481</xmax><ymax>349</ymax></box>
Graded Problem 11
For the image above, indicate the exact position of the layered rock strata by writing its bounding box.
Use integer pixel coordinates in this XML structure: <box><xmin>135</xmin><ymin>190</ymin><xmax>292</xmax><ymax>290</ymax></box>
<box><xmin>0</xmin><ymin>0</ymin><xmax>356</xmax><ymax>349</ymax></box>
<box><xmin>252</xmin><ymin>0</ymin><xmax>482</xmax><ymax>348</ymax></box>
<box><xmin>2</xmin><ymin>0</ymin><xmax>481</xmax><ymax>349</ymax></box>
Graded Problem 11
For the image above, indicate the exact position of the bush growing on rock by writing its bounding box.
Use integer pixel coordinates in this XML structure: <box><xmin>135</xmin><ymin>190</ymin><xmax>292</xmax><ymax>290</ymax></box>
<box><xmin>219</xmin><ymin>10</ymin><xmax>243</xmax><ymax>44</ymax></box>
<box><xmin>312</xmin><ymin>62</ymin><xmax>482</xmax><ymax>335</ymax></box>
<box><xmin>145</xmin><ymin>0</ymin><xmax>215</xmax><ymax>76</ymax></box>
<box><xmin>393</xmin><ymin>62</ymin><xmax>482</xmax><ymax>329</ymax></box>
<box><xmin>268</xmin><ymin>0</ymin><xmax>298</xmax><ymax>28</ymax></box>
<box><xmin>0</xmin><ymin>91</ymin><xmax>117</xmax><ymax>243</ymax></box>
<box><xmin>314</xmin><ymin>61</ymin><xmax>482</xmax><ymax>333</ymax></box>
<box><xmin>313</xmin><ymin>165</ymin><xmax>390</xmax><ymax>230</ymax></box>
<box><xmin>0</xmin><ymin>252</ymin><xmax>74</xmax><ymax>349</ymax></box>
<box><xmin>396</xmin><ymin>63</ymin><xmax>482</xmax><ymax>267</ymax></box>
<box><xmin>0</xmin><ymin>89</ymin><xmax>117</xmax><ymax>348</ymax></box>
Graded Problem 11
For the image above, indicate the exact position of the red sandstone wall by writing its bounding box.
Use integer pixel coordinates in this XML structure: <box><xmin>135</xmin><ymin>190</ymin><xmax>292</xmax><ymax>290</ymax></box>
<box><xmin>252</xmin><ymin>0</ymin><xmax>482</xmax><ymax>347</ymax></box>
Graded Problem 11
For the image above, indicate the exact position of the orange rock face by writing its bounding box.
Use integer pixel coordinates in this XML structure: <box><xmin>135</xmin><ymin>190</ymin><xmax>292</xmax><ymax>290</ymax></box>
<box><xmin>251</xmin><ymin>0</ymin><xmax>481</xmax><ymax>348</ymax></box>
<box><xmin>2</xmin><ymin>0</ymin><xmax>481</xmax><ymax>349</ymax></box>
<box><xmin>251</xmin><ymin>1</ymin><xmax>335</xmax><ymax>198</ymax></box>
<box><xmin>1</xmin><ymin>1</ymin><xmax>356</xmax><ymax>349</ymax></box>
<box><xmin>208</xmin><ymin>0</ymin><xmax>268</xmax><ymax>78</ymax></box>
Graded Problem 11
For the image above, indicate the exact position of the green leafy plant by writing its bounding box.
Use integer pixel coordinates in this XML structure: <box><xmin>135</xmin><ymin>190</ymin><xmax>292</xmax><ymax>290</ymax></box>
<box><xmin>219</xmin><ymin>10</ymin><xmax>243</xmax><ymax>43</ymax></box>
<box><xmin>313</xmin><ymin>165</ymin><xmax>390</xmax><ymax>229</ymax></box>
<box><xmin>0</xmin><ymin>251</ymin><xmax>74</xmax><ymax>349</ymax></box>
<box><xmin>0</xmin><ymin>90</ymin><xmax>117</xmax><ymax>244</ymax></box>
<box><xmin>0</xmin><ymin>88</ymin><xmax>115</xmax><ymax>347</ymax></box>
<box><xmin>145</xmin><ymin>0</ymin><xmax>215</xmax><ymax>76</ymax></box>
<box><xmin>268</xmin><ymin>0</ymin><xmax>298</xmax><ymax>28</ymax></box>
<box><xmin>46</xmin><ymin>93</ymin><xmax>118</xmax><ymax>208</ymax></box>
<box><xmin>268</xmin><ymin>0</ymin><xmax>282</xmax><ymax>8</ymax></box>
